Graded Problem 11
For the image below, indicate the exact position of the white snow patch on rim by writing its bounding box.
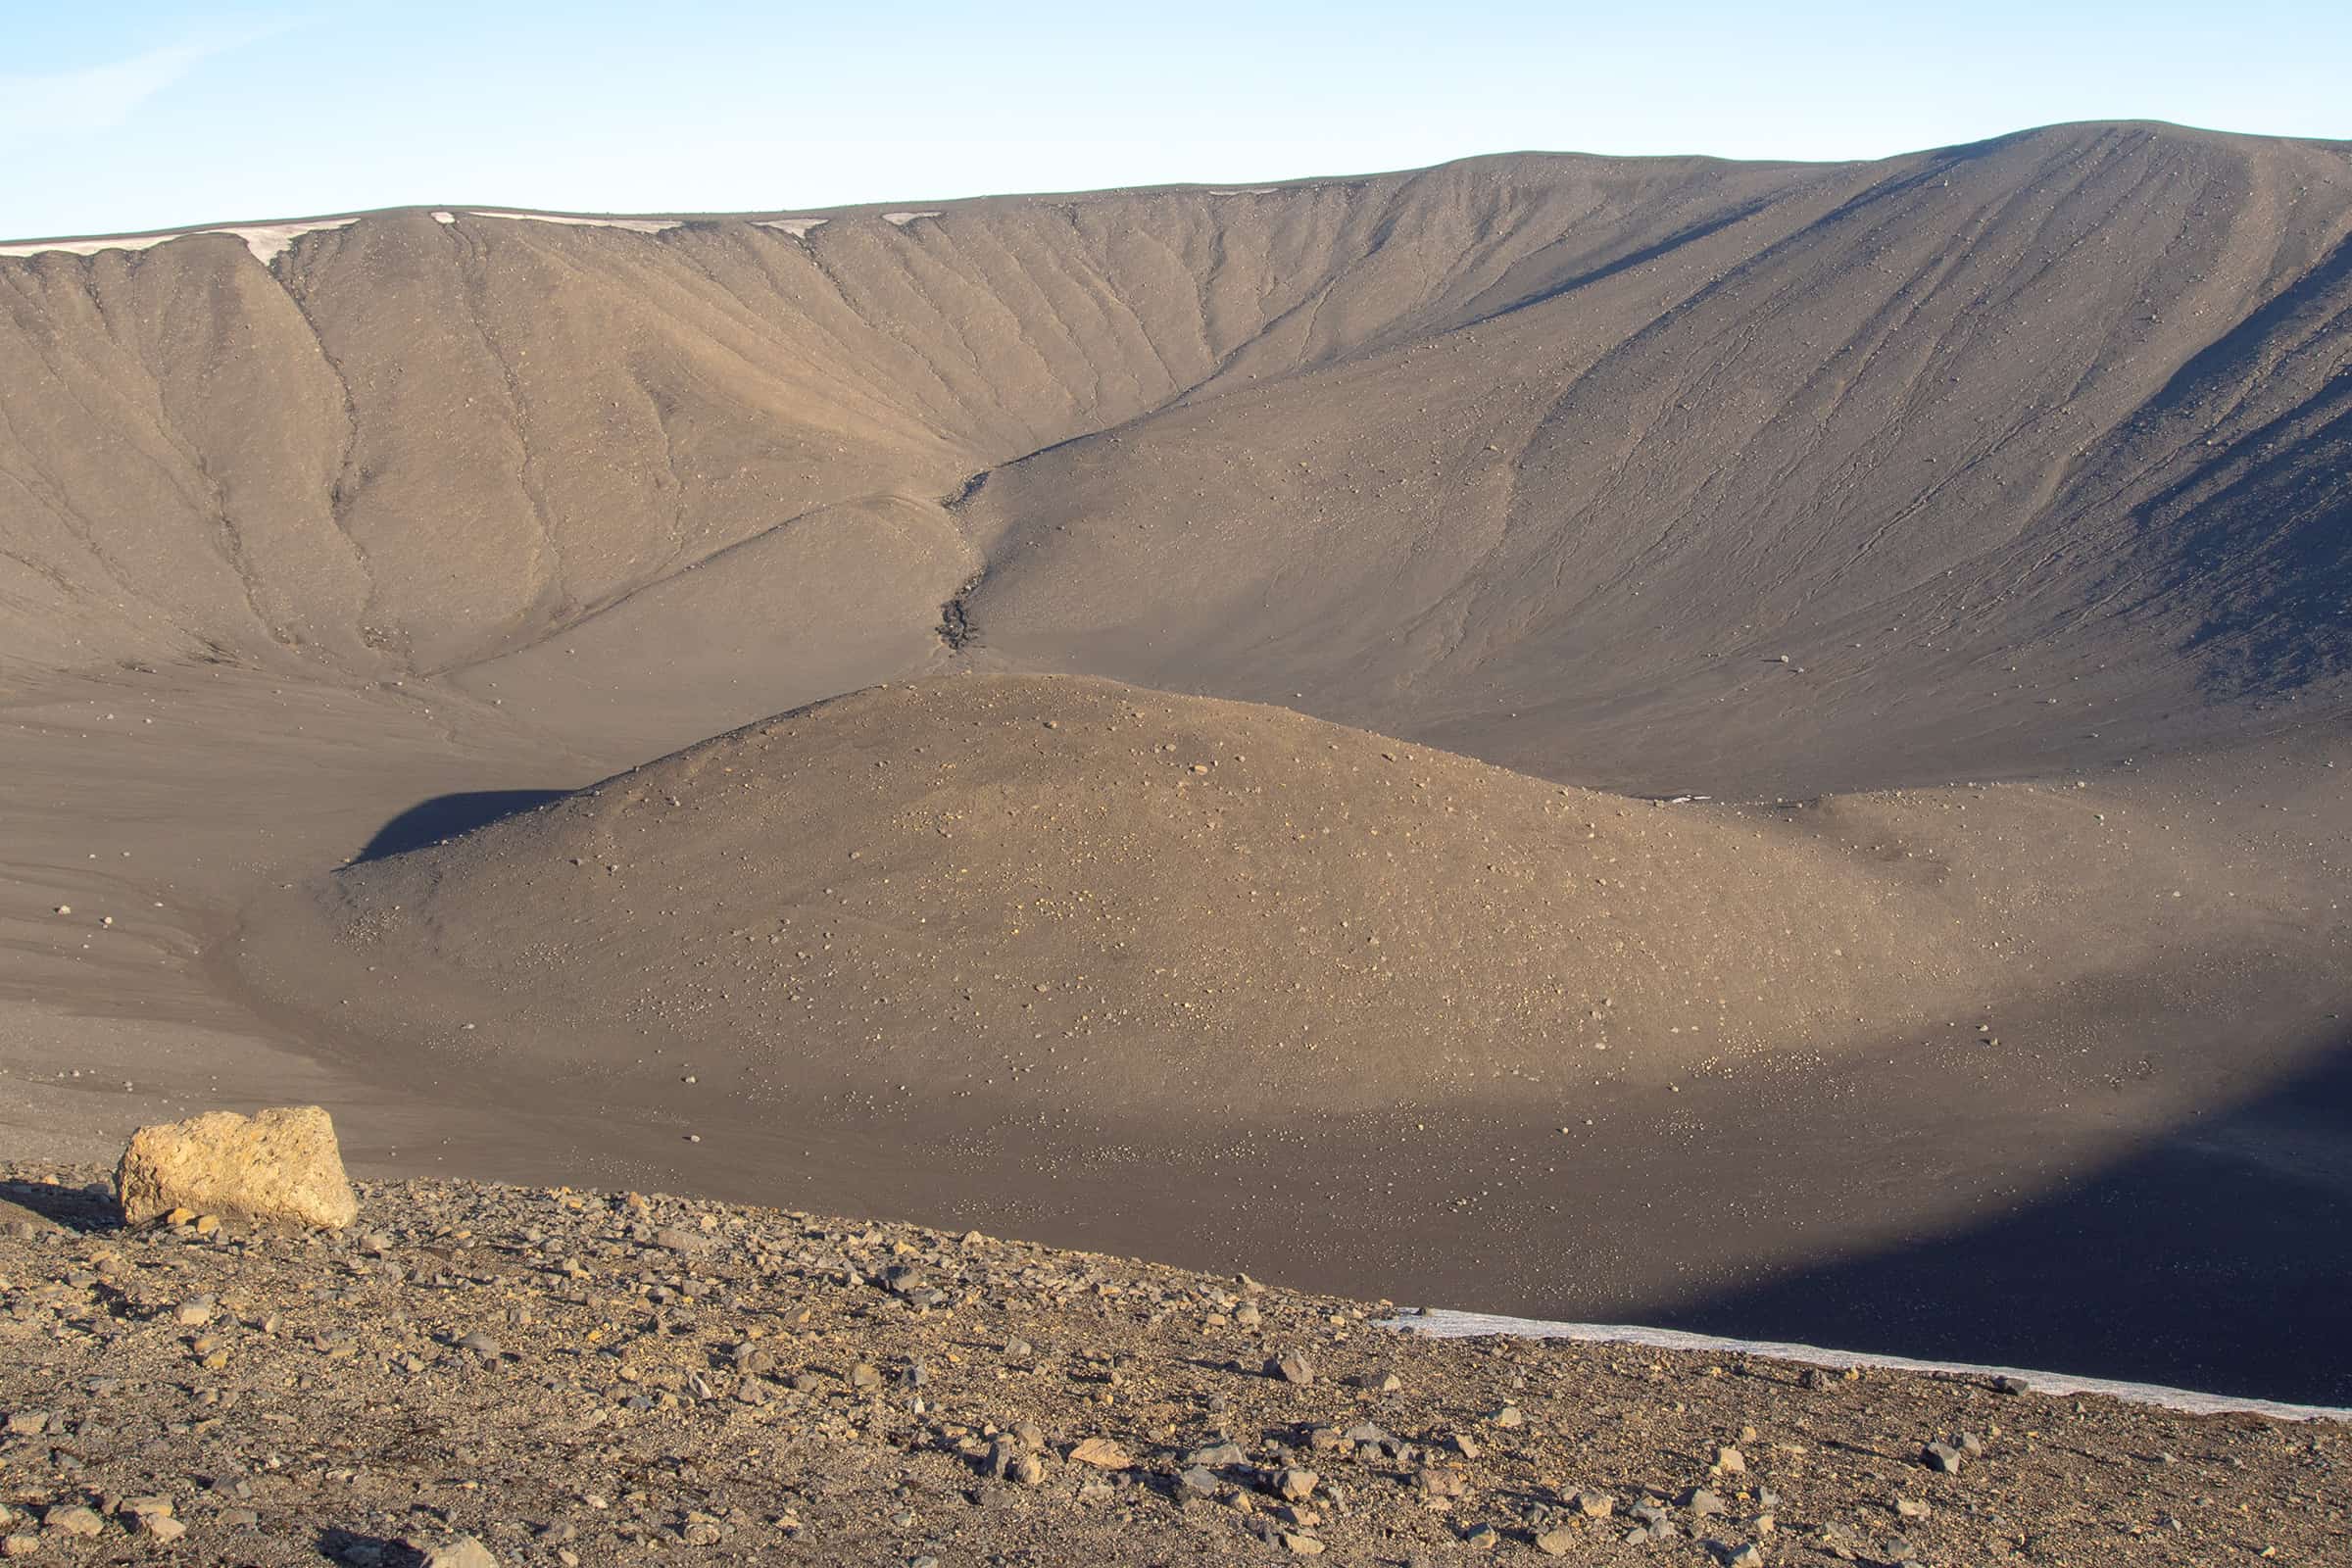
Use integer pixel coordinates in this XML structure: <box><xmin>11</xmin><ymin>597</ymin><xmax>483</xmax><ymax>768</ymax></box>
<box><xmin>1388</xmin><ymin>1309</ymin><xmax>2352</xmax><ymax>1422</ymax></box>
<box><xmin>430</xmin><ymin>211</ymin><xmax>458</xmax><ymax>225</ymax></box>
<box><xmin>466</xmin><ymin>211</ymin><xmax>681</xmax><ymax>234</ymax></box>
<box><xmin>757</xmin><ymin>219</ymin><xmax>827</xmax><ymax>237</ymax></box>
<box><xmin>0</xmin><ymin>217</ymin><xmax>360</xmax><ymax>263</ymax></box>
<box><xmin>881</xmin><ymin>211</ymin><xmax>941</xmax><ymax>226</ymax></box>
<box><xmin>1206</xmin><ymin>187</ymin><xmax>1280</xmax><ymax>195</ymax></box>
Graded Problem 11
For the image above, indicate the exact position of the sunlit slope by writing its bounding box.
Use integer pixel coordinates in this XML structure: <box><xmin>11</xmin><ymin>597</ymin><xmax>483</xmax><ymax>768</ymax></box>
<box><xmin>0</xmin><ymin>154</ymin><xmax>1818</xmax><ymax>676</ymax></box>
<box><xmin>5</xmin><ymin>123</ymin><xmax>2346</xmax><ymax>787</ymax></box>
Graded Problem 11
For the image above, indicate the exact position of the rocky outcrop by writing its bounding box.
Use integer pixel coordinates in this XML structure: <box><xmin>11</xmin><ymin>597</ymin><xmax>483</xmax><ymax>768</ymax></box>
<box><xmin>114</xmin><ymin>1106</ymin><xmax>358</xmax><ymax>1229</ymax></box>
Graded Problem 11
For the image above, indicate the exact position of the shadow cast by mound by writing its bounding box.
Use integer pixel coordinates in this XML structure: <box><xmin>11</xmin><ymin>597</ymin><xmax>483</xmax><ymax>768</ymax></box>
<box><xmin>1658</xmin><ymin>1037</ymin><xmax>2352</xmax><ymax>1406</ymax></box>
<box><xmin>353</xmin><ymin>790</ymin><xmax>566</xmax><ymax>864</ymax></box>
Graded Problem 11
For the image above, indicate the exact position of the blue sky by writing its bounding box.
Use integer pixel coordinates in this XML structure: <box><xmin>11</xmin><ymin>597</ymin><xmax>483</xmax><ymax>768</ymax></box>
<box><xmin>5</xmin><ymin>1</ymin><xmax>2347</xmax><ymax>239</ymax></box>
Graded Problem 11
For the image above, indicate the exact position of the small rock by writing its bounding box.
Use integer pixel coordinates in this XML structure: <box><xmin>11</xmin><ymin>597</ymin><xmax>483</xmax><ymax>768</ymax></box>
<box><xmin>1270</xmin><ymin>1350</ymin><xmax>1314</xmax><ymax>1385</ymax></box>
<box><xmin>1414</xmin><ymin>1468</ymin><xmax>1469</xmax><ymax>1501</ymax></box>
<box><xmin>417</xmin><ymin>1537</ymin><xmax>499</xmax><ymax>1568</ymax></box>
<box><xmin>1280</xmin><ymin>1533</ymin><xmax>1324</xmax><ymax>1556</ymax></box>
<box><xmin>1179</xmin><ymin>1466</ymin><xmax>1220</xmax><ymax>1496</ymax></box>
<box><xmin>457</xmin><ymin>1333</ymin><xmax>503</xmax><ymax>1358</ymax></box>
<box><xmin>1067</xmin><ymin>1437</ymin><xmax>1132</xmax><ymax>1470</ymax></box>
<box><xmin>1490</xmin><ymin>1403</ymin><xmax>1523</xmax><ymax>1429</ymax></box>
<box><xmin>43</xmin><ymin>1509</ymin><xmax>103</xmax><ymax>1539</ymax></box>
<box><xmin>1895</xmin><ymin>1498</ymin><xmax>1931</xmax><ymax>1519</ymax></box>
<box><xmin>1719</xmin><ymin>1544</ymin><xmax>1764</xmax><ymax>1568</ymax></box>
<box><xmin>1462</xmin><ymin>1521</ymin><xmax>1499</xmax><ymax>1549</ymax></box>
<box><xmin>1713</xmin><ymin>1445</ymin><xmax>1745</xmax><ymax>1475</ymax></box>
<box><xmin>1688</xmin><ymin>1489</ymin><xmax>1728</xmax><ymax>1518</ymax></box>
<box><xmin>1922</xmin><ymin>1442</ymin><xmax>1965</xmax><ymax>1475</ymax></box>
<box><xmin>0</xmin><ymin>1200</ymin><xmax>60</xmax><ymax>1240</ymax></box>
<box><xmin>1570</xmin><ymin>1490</ymin><xmax>1615</xmax><ymax>1518</ymax></box>
<box><xmin>1535</xmin><ymin>1527</ymin><xmax>1577</xmax><ymax>1555</ymax></box>
<box><xmin>1276</xmin><ymin>1467</ymin><xmax>1318</xmax><ymax>1502</ymax></box>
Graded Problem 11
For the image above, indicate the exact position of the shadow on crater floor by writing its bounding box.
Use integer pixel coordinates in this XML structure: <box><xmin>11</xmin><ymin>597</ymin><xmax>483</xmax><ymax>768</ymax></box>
<box><xmin>352</xmin><ymin>790</ymin><xmax>568</xmax><ymax>864</ymax></box>
<box><xmin>1660</xmin><ymin>1036</ymin><xmax>2352</xmax><ymax>1405</ymax></box>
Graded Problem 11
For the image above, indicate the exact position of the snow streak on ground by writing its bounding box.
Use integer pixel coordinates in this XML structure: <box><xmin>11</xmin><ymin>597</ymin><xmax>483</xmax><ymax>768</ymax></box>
<box><xmin>1390</xmin><ymin>1310</ymin><xmax>2352</xmax><ymax>1422</ymax></box>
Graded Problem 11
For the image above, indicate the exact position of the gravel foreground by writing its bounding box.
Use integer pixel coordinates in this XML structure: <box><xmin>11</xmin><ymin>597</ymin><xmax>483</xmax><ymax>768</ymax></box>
<box><xmin>1</xmin><ymin>1166</ymin><xmax>2342</xmax><ymax>1567</ymax></box>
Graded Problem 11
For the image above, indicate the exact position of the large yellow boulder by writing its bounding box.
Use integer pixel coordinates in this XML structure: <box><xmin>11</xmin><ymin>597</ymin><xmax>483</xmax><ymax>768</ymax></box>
<box><xmin>115</xmin><ymin>1105</ymin><xmax>358</xmax><ymax>1229</ymax></box>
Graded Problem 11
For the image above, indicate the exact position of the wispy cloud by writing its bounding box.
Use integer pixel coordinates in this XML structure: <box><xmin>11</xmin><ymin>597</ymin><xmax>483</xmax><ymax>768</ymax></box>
<box><xmin>0</xmin><ymin>24</ymin><xmax>290</xmax><ymax>149</ymax></box>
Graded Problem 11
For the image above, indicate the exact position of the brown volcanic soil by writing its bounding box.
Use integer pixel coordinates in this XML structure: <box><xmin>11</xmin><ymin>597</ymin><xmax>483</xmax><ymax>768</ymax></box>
<box><xmin>2</xmin><ymin>1166</ymin><xmax>2345</xmax><ymax>1568</ymax></box>
<box><xmin>4</xmin><ymin>121</ymin><xmax>2352</xmax><ymax>1404</ymax></box>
